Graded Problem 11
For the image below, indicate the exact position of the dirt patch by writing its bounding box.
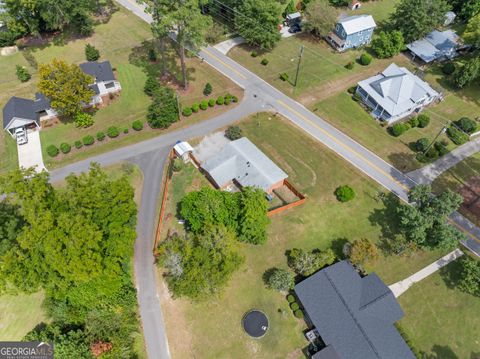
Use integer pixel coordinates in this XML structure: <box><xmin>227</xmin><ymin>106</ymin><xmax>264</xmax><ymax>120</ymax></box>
<box><xmin>459</xmin><ymin>177</ymin><xmax>480</xmax><ymax>221</ymax></box>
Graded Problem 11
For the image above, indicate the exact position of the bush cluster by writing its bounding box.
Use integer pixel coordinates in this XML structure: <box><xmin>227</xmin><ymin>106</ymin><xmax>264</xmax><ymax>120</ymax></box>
<box><xmin>447</xmin><ymin>126</ymin><xmax>469</xmax><ymax>145</ymax></box>
<box><xmin>455</xmin><ymin>117</ymin><xmax>477</xmax><ymax>134</ymax></box>
<box><xmin>16</xmin><ymin>65</ymin><xmax>31</xmax><ymax>82</ymax></box>
<box><xmin>417</xmin><ymin>114</ymin><xmax>430</xmax><ymax>128</ymax></box>
<box><xmin>442</xmin><ymin>62</ymin><xmax>456</xmax><ymax>75</ymax></box>
<box><xmin>182</xmin><ymin>93</ymin><xmax>237</xmax><ymax>117</ymax></box>
<box><xmin>389</xmin><ymin>122</ymin><xmax>409</xmax><ymax>137</ymax></box>
<box><xmin>359</xmin><ymin>53</ymin><xmax>372</xmax><ymax>66</ymax></box>
<box><xmin>74</xmin><ymin>112</ymin><xmax>94</xmax><ymax>128</ymax></box>
<box><xmin>84</xmin><ymin>43</ymin><xmax>100</xmax><ymax>61</ymax></box>
<box><xmin>107</xmin><ymin>126</ymin><xmax>119</xmax><ymax>138</ymax></box>
<box><xmin>74</xmin><ymin>140</ymin><xmax>83</xmax><ymax>149</ymax></box>
<box><xmin>200</xmin><ymin>100</ymin><xmax>208</xmax><ymax>110</ymax></box>
<box><xmin>261</xmin><ymin>58</ymin><xmax>269</xmax><ymax>66</ymax></box>
<box><xmin>132</xmin><ymin>120</ymin><xmax>144</xmax><ymax>131</ymax></box>
<box><xmin>82</xmin><ymin>135</ymin><xmax>95</xmax><ymax>146</ymax></box>
<box><xmin>225</xmin><ymin>125</ymin><xmax>242</xmax><ymax>140</ymax></box>
<box><xmin>46</xmin><ymin>145</ymin><xmax>59</xmax><ymax>157</ymax></box>
<box><xmin>191</xmin><ymin>103</ymin><xmax>200</xmax><ymax>113</ymax></box>
<box><xmin>345</xmin><ymin>61</ymin><xmax>354</xmax><ymax>70</ymax></box>
<box><xmin>334</xmin><ymin>185</ymin><xmax>355</xmax><ymax>202</ymax></box>
<box><xmin>389</xmin><ymin>114</ymin><xmax>430</xmax><ymax>137</ymax></box>
<box><xmin>96</xmin><ymin>131</ymin><xmax>105</xmax><ymax>141</ymax></box>
<box><xmin>203</xmin><ymin>82</ymin><xmax>212</xmax><ymax>96</ymax></box>
<box><xmin>60</xmin><ymin>143</ymin><xmax>71</xmax><ymax>154</ymax></box>
<box><xmin>251</xmin><ymin>50</ymin><xmax>258</xmax><ymax>57</ymax></box>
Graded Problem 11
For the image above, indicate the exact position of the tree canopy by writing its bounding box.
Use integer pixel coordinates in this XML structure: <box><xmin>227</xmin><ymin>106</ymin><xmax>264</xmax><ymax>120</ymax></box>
<box><xmin>454</xmin><ymin>57</ymin><xmax>480</xmax><ymax>88</ymax></box>
<box><xmin>348</xmin><ymin>238</ymin><xmax>379</xmax><ymax>265</ymax></box>
<box><xmin>396</xmin><ymin>185</ymin><xmax>465</xmax><ymax>250</ymax></box>
<box><xmin>235</xmin><ymin>0</ymin><xmax>282</xmax><ymax>49</ymax></box>
<box><xmin>287</xmin><ymin>247</ymin><xmax>336</xmax><ymax>276</ymax></box>
<box><xmin>464</xmin><ymin>14</ymin><xmax>480</xmax><ymax>49</ymax></box>
<box><xmin>38</xmin><ymin>59</ymin><xmax>94</xmax><ymax>117</ymax></box>
<box><xmin>457</xmin><ymin>256</ymin><xmax>480</xmax><ymax>297</ymax></box>
<box><xmin>371</xmin><ymin>31</ymin><xmax>405</xmax><ymax>59</ymax></box>
<box><xmin>447</xmin><ymin>0</ymin><xmax>480</xmax><ymax>21</ymax></box>
<box><xmin>390</xmin><ymin>0</ymin><xmax>451</xmax><ymax>42</ymax></box>
<box><xmin>146</xmin><ymin>86</ymin><xmax>179</xmax><ymax>128</ymax></box>
<box><xmin>303</xmin><ymin>0</ymin><xmax>338</xmax><ymax>37</ymax></box>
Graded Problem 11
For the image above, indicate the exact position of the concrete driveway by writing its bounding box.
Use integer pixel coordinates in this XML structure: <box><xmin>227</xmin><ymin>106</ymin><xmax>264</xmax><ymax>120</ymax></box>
<box><xmin>17</xmin><ymin>130</ymin><xmax>46</xmax><ymax>172</ymax></box>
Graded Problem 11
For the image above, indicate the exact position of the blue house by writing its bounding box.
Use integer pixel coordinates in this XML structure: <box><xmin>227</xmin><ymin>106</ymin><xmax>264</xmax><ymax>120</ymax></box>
<box><xmin>327</xmin><ymin>15</ymin><xmax>376</xmax><ymax>52</ymax></box>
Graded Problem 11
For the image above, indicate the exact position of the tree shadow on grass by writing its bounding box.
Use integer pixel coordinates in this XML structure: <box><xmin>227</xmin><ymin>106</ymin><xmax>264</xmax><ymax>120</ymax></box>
<box><xmin>331</xmin><ymin>237</ymin><xmax>349</xmax><ymax>259</ymax></box>
<box><xmin>438</xmin><ymin>257</ymin><xmax>463</xmax><ymax>290</ymax></box>
<box><xmin>387</xmin><ymin>151</ymin><xmax>418</xmax><ymax>173</ymax></box>
<box><xmin>419</xmin><ymin>345</ymin><xmax>459</xmax><ymax>359</ymax></box>
<box><xmin>368</xmin><ymin>192</ymin><xmax>402</xmax><ymax>250</ymax></box>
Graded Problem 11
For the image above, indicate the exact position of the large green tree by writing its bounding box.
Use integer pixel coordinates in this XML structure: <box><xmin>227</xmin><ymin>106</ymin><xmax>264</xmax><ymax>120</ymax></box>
<box><xmin>143</xmin><ymin>0</ymin><xmax>211</xmax><ymax>89</ymax></box>
<box><xmin>448</xmin><ymin>0</ymin><xmax>480</xmax><ymax>21</ymax></box>
<box><xmin>38</xmin><ymin>59</ymin><xmax>94</xmax><ymax>117</ymax></box>
<box><xmin>371</xmin><ymin>31</ymin><xmax>405</xmax><ymax>59</ymax></box>
<box><xmin>158</xmin><ymin>226</ymin><xmax>244</xmax><ymax>298</ymax></box>
<box><xmin>464</xmin><ymin>14</ymin><xmax>480</xmax><ymax>49</ymax></box>
<box><xmin>454</xmin><ymin>57</ymin><xmax>480</xmax><ymax>88</ymax></box>
<box><xmin>237</xmin><ymin>187</ymin><xmax>269</xmax><ymax>245</ymax></box>
<box><xmin>235</xmin><ymin>0</ymin><xmax>282</xmax><ymax>49</ymax></box>
<box><xmin>146</xmin><ymin>86</ymin><xmax>179</xmax><ymax>129</ymax></box>
<box><xmin>303</xmin><ymin>0</ymin><xmax>338</xmax><ymax>37</ymax></box>
<box><xmin>390</xmin><ymin>0</ymin><xmax>451</xmax><ymax>42</ymax></box>
<box><xmin>457</xmin><ymin>256</ymin><xmax>480</xmax><ymax>297</ymax></box>
<box><xmin>287</xmin><ymin>247</ymin><xmax>336</xmax><ymax>276</ymax></box>
<box><xmin>396</xmin><ymin>185</ymin><xmax>465</xmax><ymax>250</ymax></box>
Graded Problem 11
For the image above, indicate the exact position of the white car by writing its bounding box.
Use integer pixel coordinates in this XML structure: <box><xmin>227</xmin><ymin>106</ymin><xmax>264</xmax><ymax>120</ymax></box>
<box><xmin>15</xmin><ymin>127</ymin><xmax>28</xmax><ymax>145</ymax></box>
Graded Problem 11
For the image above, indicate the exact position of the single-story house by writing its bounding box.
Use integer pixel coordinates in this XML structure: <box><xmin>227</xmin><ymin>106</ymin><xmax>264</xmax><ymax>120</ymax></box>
<box><xmin>295</xmin><ymin>260</ymin><xmax>415</xmax><ymax>359</ymax></box>
<box><xmin>407</xmin><ymin>30</ymin><xmax>461</xmax><ymax>64</ymax></box>
<box><xmin>327</xmin><ymin>14</ymin><xmax>376</xmax><ymax>52</ymax></box>
<box><xmin>3</xmin><ymin>60</ymin><xmax>121</xmax><ymax>135</ymax></box>
<box><xmin>356</xmin><ymin>63</ymin><xmax>439</xmax><ymax>123</ymax></box>
<box><xmin>200</xmin><ymin>137</ymin><xmax>288</xmax><ymax>193</ymax></box>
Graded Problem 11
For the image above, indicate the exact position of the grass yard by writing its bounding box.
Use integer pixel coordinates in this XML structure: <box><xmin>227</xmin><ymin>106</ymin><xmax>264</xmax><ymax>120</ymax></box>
<box><xmin>314</xmin><ymin>91</ymin><xmax>456</xmax><ymax>172</ymax></box>
<box><xmin>159</xmin><ymin>113</ymin><xmax>451</xmax><ymax>358</ymax></box>
<box><xmin>1</xmin><ymin>6</ymin><xmax>242</xmax><ymax>172</ymax></box>
<box><xmin>0</xmin><ymin>291</ymin><xmax>47</xmax><ymax>341</ymax></box>
<box><xmin>354</xmin><ymin>0</ymin><xmax>400</xmax><ymax>25</ymax></box>
<box><xmin>398</xmin><ymin>258</ymin><xmax>480</xmax><ymax>359</ymax></box>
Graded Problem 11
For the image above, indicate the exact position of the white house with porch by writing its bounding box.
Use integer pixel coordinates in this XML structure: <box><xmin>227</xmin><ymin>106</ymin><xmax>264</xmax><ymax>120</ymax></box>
<box><xmin>356</xmin><ymin>63</ymin><xmax>440</xmax><ymax>123</ymax></box>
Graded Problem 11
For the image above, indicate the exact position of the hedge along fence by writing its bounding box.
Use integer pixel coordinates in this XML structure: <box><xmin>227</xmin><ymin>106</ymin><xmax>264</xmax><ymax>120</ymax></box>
<box><xmin>46</xmin><ymin>121</ymin><xmax>146</xmax><ymax>158</ymax></box>
<box><xmin>181</xmin><ymin>93</ymin><xmax>239</xmax><ymax>117</ymax></box>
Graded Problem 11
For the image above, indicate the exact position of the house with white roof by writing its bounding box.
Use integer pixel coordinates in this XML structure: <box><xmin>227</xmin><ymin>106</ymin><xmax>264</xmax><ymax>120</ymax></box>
<box><xmin>200</xmin><ymin>137</ymin><xmax>288</xmax><ymax>194</ymax></box>
<box><xmin>407</xmin><ymin>30</ymin><xmax>461</xmax><ymax>64</ymax></box>
<box><xmin>356</xmin><ymin>63</ymin><xmax>440</xmax><ymax>123</ymax></box>
<box><xmin>327</xmin><ymin>14</ymin><xmax>376</xmax><ymax>52</ymax></box>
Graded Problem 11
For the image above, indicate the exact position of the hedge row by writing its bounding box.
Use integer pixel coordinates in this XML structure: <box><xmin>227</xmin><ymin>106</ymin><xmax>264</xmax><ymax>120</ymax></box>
<box><xmin>286</xmin><ymin>295</ymin><xmax>304</xmax><ymax>319</ymax></box>
<box><xmin>388</xmin><ymin>114</ymin><xmax>430</xmax><ymax>137</ymax></box>
<box><xmin>46</xmin><ymin>121</ymin><xmax>145</xmax><ymax>157</ymax></box>
<box><xmin>182</xmin><ymin>93</ymin><xmax>238</xmax><ymax>117</ymax></box>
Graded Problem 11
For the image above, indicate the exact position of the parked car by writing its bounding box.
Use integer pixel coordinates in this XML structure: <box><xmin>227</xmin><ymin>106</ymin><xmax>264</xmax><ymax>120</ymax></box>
<box><xmin>288</xmin><ymin>24</ymin><xmax>301</xmax><ymax>34</ymax></box>
<box><xmin>15</xmin><ymin>127</ymin><xmax>28</xmax><ymax>145</ymax></box>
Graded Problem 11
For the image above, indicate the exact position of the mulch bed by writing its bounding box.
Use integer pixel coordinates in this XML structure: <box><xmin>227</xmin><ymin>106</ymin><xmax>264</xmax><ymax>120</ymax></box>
<box><xmin>459</xmin><ymin>177</ymin><xmax>480</xmax><ymax>220</ymax></box>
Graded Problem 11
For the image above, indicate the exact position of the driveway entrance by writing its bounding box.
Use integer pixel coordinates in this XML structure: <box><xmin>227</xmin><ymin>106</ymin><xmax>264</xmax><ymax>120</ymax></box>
<box><xmin>17</xmin><ymin>130</ymin><xmax>46</xmax><ymax>172</ymax></box>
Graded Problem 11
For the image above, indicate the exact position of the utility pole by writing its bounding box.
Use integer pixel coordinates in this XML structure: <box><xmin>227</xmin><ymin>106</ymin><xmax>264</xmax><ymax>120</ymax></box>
<box><xmin>294</xmin><ymin>45</ymin><xmax>304</xmax><ymax>88</ymax></box>
<box><xmin>424</xmin><ymin>125</ymin><xmax>447</xmax><ymax>154</ymax></box>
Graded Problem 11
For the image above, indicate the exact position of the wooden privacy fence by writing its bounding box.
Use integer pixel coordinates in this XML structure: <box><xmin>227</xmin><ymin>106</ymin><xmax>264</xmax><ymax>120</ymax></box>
<box><xmin>267</xmin><ymin>180</ymin><xmax>306</xmax><ymax>217</ymax></box>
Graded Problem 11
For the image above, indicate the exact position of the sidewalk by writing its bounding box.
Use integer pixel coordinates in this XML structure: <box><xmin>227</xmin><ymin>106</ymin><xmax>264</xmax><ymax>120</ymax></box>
<box><xmin>214</xmin><ymin>37</ymin><xmax>245</xmax><ymax>55</ymax></box>
<box><xmin>388</xmin><ymin>248</ymin><xmax>464</xmax><ymax>297</ymax></box>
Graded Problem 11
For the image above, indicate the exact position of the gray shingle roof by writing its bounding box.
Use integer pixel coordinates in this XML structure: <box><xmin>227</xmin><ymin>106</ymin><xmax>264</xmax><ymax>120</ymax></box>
<box><xmin>201</xmin><ymin>137</ymin><xmax>288</xmax><ymax>192</ymax></box>
<box><xmin>79</xmin><ymin>60</ymin><xmax>115</xmax><ymax>82</ymax></box>
<box><xmin>295</xmin><ymin>261</ymin><xmax>415</xmax><ymax>359</ymax></box>
<box><xmin>407</xmin><ymin>30</ymin><xmax>460</xmax><ymax>63</ymax></box>
<box><xmin>312</xmin><ymin>346</ymin><xmax>341</xmax><ymax>359</ymax></box>
<box><xmin>33</xmin><ymin>92</ymin><xmax>51</xmax><ymax>112</ymax></box>
<box><xmin>3</xmin><ymin>96</ymin><xmax>37</xmax><ymax>129</ymax></box>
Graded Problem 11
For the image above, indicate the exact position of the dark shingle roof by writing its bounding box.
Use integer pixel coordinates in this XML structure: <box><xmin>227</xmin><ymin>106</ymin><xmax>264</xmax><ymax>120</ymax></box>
<box><xmin>33</xmin><ymin>92</ymin><xmax>51</xmax><ymax>112</ymax></box>
<box><xmin>3</xmin><ymin>96</ymin><xmax>37</xmax><ymax>129</ymax></box>
<box><xmin>295</xmin><ymin>260</ymin><xmax>415</xmax><ymax>359</ymax></box>
<box><xmin>79</xmin><ymin>61</ymin><xmax>115</xmax><ymax>82</ymax></box>
<box><xmin>312</xmin><ymin>346</ymin><xmax>341</xmax><ymax>359</ymax></box>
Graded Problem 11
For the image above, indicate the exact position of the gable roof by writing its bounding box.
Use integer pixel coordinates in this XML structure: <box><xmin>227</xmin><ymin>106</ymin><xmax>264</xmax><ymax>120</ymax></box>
<box><xmin>295</xmin><ymin>261</ymin><xmax>415</xmax><ymax>359</ymax></box>
<box><xmin>338</xmin><ymin>15</ymin><xmax>376</xmax><ymax>35</ymax></box>
<box><xmin>33</xmin><ymin>92</ymin><xmax>51</xmax><ymax>112</ymax></box>
<box><xmin>357</xmin><ymin>63</ymin><xmax>439</xmax><ymax>116</ymax></box>
<box><xmin>3</xmin><ymin>96</ymin><xmax>38</xmax><ymax>129</ymax></box>
<box><xmin>79</xmin><ymin>61</ymin><xmax>115</xmax><ymax>82</ymax></box>
<box><xmin>407</xmin><ymin>30</ymin><xmax>460</xmax><ymax>63</ymax></box>
<box><xmin>201</xmin><ymin>137</ymin><xmax>288</xmax><ymax>191</ymax></box>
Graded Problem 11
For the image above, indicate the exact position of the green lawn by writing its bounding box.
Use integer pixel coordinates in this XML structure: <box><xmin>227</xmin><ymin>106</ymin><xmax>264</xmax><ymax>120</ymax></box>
<box><xmin>1</xmin><ymin>6</ymin><xmax>242</xmax><ymax>172</ymax></box>
<box><xmin>160</xmin><ymin>113</ymin><xmax>452</xmax><ymax>358</ymax></box>
<box><xmin>398</xmin><ymin>258</ymin><xmax>480</xmax><ymax>359</ymax></box>
<box><xmin>0</xmin><ymin>291</ymin><xmax>47</xmax><ymax>341</ymax></box>
<box><xmin>355</xmin><ymin>0</ymin><xmax>401</xmax><ymax>26</ymax></box>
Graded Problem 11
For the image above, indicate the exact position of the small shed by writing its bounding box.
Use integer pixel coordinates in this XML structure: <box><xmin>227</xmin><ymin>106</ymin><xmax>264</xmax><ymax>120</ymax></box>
<box><xmin>286</xmin><ymin>12</ymin><xmax>301</xmax><ymax>26</ymax></box>
<box><xmin>173</xmin><ymin>141</ymin><xmax>193</xmax><ymax>162</ymax></box>
<box><xmin>350</xmin><ymin>1</ymin><xmax>361</xmax><ymax>10</ymax></box>
<box><xmin>444</xmin><ymin>11</ymin><xmax>456</xmax><ymax>26</ymax></box>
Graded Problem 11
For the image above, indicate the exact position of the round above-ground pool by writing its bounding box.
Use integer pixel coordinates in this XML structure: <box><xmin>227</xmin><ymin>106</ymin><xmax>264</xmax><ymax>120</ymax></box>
<box><xmin>242</xmin><ymin>310</ymin><xmax>269</xmax><ymax>338</ymax></box>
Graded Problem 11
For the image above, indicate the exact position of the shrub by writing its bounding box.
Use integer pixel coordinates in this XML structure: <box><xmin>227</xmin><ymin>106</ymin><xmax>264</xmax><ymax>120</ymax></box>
<box><xmin>415</xmin><ymin>138</ymin><xmax>430</xmax><ymax>152</ymax></box>
<box><xmin>417</xmin><ymin>114</ymin><xmax>430</xmax><ymax>128</ymax></box>
<box><xmin>232</xmin><ymin>95</ymin><xmax>238</xmax><ymax>103</ymax></box>
<box><xmin>347</xmin><ymin>86</ymin><xmax>357</xmax><ymax>94</ymax></box>
<box><xmin>389</xmin><ymin>123</ymin><xmax>408</xmax><ymax>137</ymax></box>
<box><xmin>280</xmin><ymin>72</ymin><xmax>289</xmax><ymax>81</ymax></box>
<box><xmin>455</xmin><ymin>117</ymin><xmax>477</xmax><ymax>134</ymax></box>
<box><xmin>345</xmin><ymin>61</ymin><xmax>354</xmax><ymax>70</ymax></box>
<box><xmin>447</xmin><ymin>126</ymin><xmax>469</xmax><ymax>145</ymax></box>
<box><xmin>434</xmin><ymin>141</ymin><xmax>449</xmax><ymax>156</ymax></box>
<box><xmin>46</xmin><ymin>145</ymin><xmax>59</xmax><ymax>157</ymax></box>
<box><xmin>147</xmin><ymin>87</ymin><xmax>179</xmax><ymax>129</ymax></box>
<box><xmin>224</xmin><ymin>94</ymin><xmax>232</xmax><ymax>105</ymax></box>
<box><xmin>352</xmin><ymin>92</ymin><xmax>362</xmax><ymax>102</ymax></box>
<box><xmin>107</xmin><ymin>126</ymin><xmax>119</xmax><ymax>138</ymax></box>
<box><xmin>359</xmin><ymin>53</ymin><xmax>372</xmax><ymax>66</ymax></box>
<box><xmin>59</xmin><ymin>143</ymin><xmax>71</xmax><ymax>154</ymax></box>
<box><xmin>334</xmin><ymin>185</ymin><xmax>355</xmax><ymax>202</ymax></box>
<box><xmin>74</xmin><ymin>112</ymin><xmax>94</xmax><ymax>128</ymax></box>
<box><xmin>265</xmin><ymin>268</ymin><xmax>294</xmax><ymax>292</ymax></box>
<box><xmin>132</xmin><ymin>120</ymin><xmax>143</xmax><ymax>131</ymax></box>
<box><xmin>123</xmin><ymin>128</ymin><xmax>129</xmax><ymax>134</ymax></box>
<box><xmin>251</xmin><ymin>50</ymin><xmax>258</xmax><ymax>57</ymax></box>
<box><xmin>84</xmin><ymin>43</ymin><xmax>100</xmax><ymax>61</ymax></box>
<box><xmin>290</xmin><ymin>302</ymin><xmax>299</xmax><ymax>311</ymax></box>
<box><xmin>371</xmin><ymin>30</ymin><xmax>405</xmax><ymax>58</ymax></box>
<box><xmin>286</xmin><ymin>294</ymin><xmax>296</xmax><ymax>303</ymax></box>
<box><xmin>82</xmin><ymin>135</ymin><xmax>95</xmax><ymax>146</ymax></box>
<box><xmin>408</xmin><ymin>117</ymin><xmax>419</xmax><ymax>128</ymax></box>
<box><xmin>200</xmin><ymin>100</ymin><xmax>208</xmax><ymax>110</ymax></box>
<box><xmin>225</xmin><ymin>125</ymin><xmax>242</xmax><ymax>140</ymax></box>
<box><xmin>425</xmin><ymin>147</ymin><xmax>439</xmax><ymax>160</ymax></box>
<box><xmin>208</xmin><ymin>99</ymin><xmax>216</xmax><ymax>107</ymax></box>
<box><xmin>261</xmin><ymin>58</ymin><xmax>269</xmax><ymax>66</ymax></box>
<box><xmin>172</xmin><ymin>157</ymin><xmax>184</xmax><ymax>172</ymax></box>
<box><xmin>144</xmin><ymin>75</ymin><xmax>160</xmax><ymax>96</ymax></box>
<box><xmin>74</xmin><ymin>140</ymin><xmax>83</xmax><ymax>149</ymax></box>
<box><xmin>148</xmin><ymin>47</ymin><xmax>157</xmax><ymax>61</ymax></box>
<box><xmin>294</xmin><ymin>309</ymin><xmax>304</xmax><ymax>319</ymax></box>
<box><xmin>15</xmin><ymin>65</ymin><xmax>31</xmax><ymax>82</ymax></box>
<box><xmin>191</xmin><ymin>103</ymin><xmax>200</xmax><ymax>113</ymax></box>
<box><xmin>182</xmin><ymin>107</ymin><xmax>192</xmax><ymax>116</ymax></box>
<box><xmin>96</xmin><ymin>131</ymin><xmax>105</xmax><ymax>141</ymax></box>
<box><xmin>216</xmin><ymin>96</ymin><xmax>225</xmax><ymax>105</ymax></box>
<box><xmin>203</xmin><ymin>82</ymin><xmax>212</xmax><ymax>96</ymax></box>
<box><xmin>442</xmin><ymin>62</ymin><xmax>456</xmax><ymax>75</ymax></box>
